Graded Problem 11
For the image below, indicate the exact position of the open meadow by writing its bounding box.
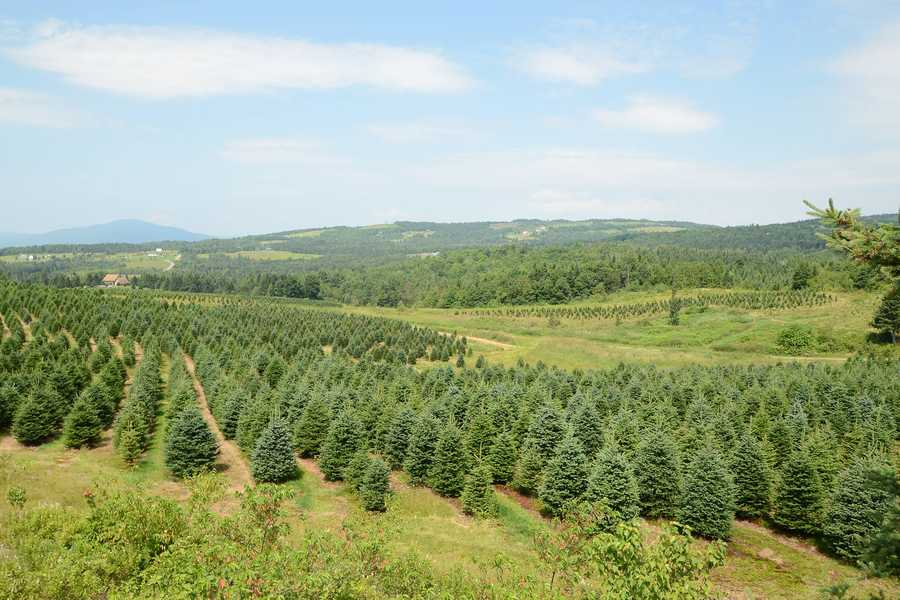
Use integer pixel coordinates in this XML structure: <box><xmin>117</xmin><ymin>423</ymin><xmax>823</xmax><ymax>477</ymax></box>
<box><xmin>338</xmin><ymin>288</ymin><xmax>884</xmax><ymax>370</ymax></box>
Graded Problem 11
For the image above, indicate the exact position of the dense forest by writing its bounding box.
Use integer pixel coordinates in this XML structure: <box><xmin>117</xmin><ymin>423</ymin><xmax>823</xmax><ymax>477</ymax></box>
<box><xmin>2</xmin><ymin>242</ymin><xmax>883</xmax><ymax>308</ymax></box>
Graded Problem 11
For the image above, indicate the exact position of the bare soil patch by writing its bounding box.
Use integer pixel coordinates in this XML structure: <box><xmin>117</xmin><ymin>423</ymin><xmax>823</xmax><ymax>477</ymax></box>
<box><xmin>0</xmin><ymin>435</ymin><xmax>26</xmax><ymax>452</ymax></box>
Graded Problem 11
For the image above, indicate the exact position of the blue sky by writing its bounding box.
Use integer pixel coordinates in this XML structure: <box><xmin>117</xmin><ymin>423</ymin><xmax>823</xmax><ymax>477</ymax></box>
<box><xmin>1</xmin><ymin>1</ymin><xmax>898</xmax><ymax>236</ymax></box>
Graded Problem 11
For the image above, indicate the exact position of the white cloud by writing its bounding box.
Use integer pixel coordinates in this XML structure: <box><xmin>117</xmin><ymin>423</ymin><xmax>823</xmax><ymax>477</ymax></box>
<box><xmin>519</xmin><ymin>46</ymin><xmax>646</xmax><ymax>85</ymax></box>
<box><xmin>832</xmin><ymin>21</ymin><xmax>900</xmax><ymax>138</ymax></box>
<box><xmin>366</xmin><ymin>120</ymin><xmax>475</xmax><ymax>144</ymax></box>
<box><xmin>6</xmin><ymin>21</ymin><xmax>473</xmax><ymax>99</ymax></box>
<box><xmin>592</xmin><ymin>96</ymin><xmax>718</xmax><ymax>134</ymax></box>
<box><xmin>0</xmin><ymin>87</ymin><xmax>83</xmax><ymax>127</ymax></box>
<box><xmin>221</xmin><ymin>138</ymin><xmax>347</xmax><ymax>167</ymax></box>
<box><xmin>518</xmin><ymin>5</ymin><xmax>761</xmax><ymax>85</ymax></box>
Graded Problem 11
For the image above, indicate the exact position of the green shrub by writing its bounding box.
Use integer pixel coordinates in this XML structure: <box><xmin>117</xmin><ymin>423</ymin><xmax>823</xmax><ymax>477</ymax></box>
<box><xmin>776</xmin><ymin>325</ymin><xmax>815</xmax><ymax>355</ymax></box>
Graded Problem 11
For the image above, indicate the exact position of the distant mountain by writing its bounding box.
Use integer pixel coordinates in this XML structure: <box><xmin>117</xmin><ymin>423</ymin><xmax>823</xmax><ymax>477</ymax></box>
<box><xmin>0</xmin><ymin>219</ymin><xmax>209</xmax><ymax>249</ymax></box>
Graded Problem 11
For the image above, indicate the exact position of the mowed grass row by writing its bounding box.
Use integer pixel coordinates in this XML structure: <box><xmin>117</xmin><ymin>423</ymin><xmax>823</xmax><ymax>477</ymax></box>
<box><xmin>335</xmin><ymin>289</ymin><xmax>885</xmax><ymax>369</ymax></box>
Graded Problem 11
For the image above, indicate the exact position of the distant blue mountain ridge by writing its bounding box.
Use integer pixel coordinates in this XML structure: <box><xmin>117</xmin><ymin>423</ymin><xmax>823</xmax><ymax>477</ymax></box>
<box><xmin>0</xmin><ymin>219</ymin><xmax>209</xmax><ymax>249</ymax></box>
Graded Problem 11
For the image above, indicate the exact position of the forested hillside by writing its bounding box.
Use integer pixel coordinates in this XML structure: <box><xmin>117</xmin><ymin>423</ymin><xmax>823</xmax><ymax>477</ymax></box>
<box><xmin>3</xmin><ymin>215</ymin><xmax>894</xmax><ymax>309</ymax></box>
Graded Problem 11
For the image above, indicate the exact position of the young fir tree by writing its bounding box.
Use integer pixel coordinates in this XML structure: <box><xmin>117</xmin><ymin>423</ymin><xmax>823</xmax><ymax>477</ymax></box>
<box><xmin>83</xmin><ymin>382</ymin><xmax>116</xmax><ymax>429</ymax></box>
<box><xmin>822</xmin><ymin>456</ymin><xmax>894</xmax><ymax>561</ymax></box>
<box><xmin>527</xmin><ymin>403</ymin><xmax>566</xmax><ymax>465</ymax></box>
<box><xmin>871</xmin><ymin>284</ymin><xmax>900</xmax><ymax>344</ymax></box>
<box><xmin>12</xmin><ymin>391</ymin><xmax>58</xmax><ymax>446</ymax></box>
<box><xmin>773</xmin><ymin>445</ymin><xmax>824</xmax><ymax>535</ymax></box>
<box><xmin>730</xmin><ymin>433</ymin><xmax>772</xmax><ymax>519</ymax></box>
<box><xmin>511</xmin><ymin>441</ymin><xmax>545</xmax><ymax>496</ymax></box>
<box><xmin>359</xmin><ymin>457</ymin><xmax>391</xmax><ymax>512</ymax></box>
<box><xmin>404</xmin><ymin>414</ymin><xmax>440</xmax><ymax>485</ymax></box>
<box><xmin>464</xmin><ymin>410</ymin><xmax>495</xmax><ymax>462</ymax></box>
<box><xmin>382</xmin><ymin>407</ymin><xmax>416</xmax><ymax>470</ymax></box>
<box><xmin>117</xmin><ymin>423</ymin><xmax>144</xmax><ymax>466</ymax></box>
<box><xmin>677</xmin><ymin>443</ymin><xmax>735</xmax><ymax>540</ymax></box>
<box><xmin>218</xmin><ymin>388</ymin><xmax>245</xmax><ymax>439</ymax></box>
<box><xmin>292</xmin><ymin>394</ymin><xmax>331</xmax><ymax>458</ymax></box>
<box><xmin>318</xmin><ymin>410</ymin><xmax>362</xmax><ymax>481</ymax></box>
<box><xmin>585</xmin><ymin>447</ymin><xmax>640</xmax><ymax>521</ymax></box>
<box><xmin>164</xmin><ymin>406</ymin><xmax>219</xmax><ymax>478</ymax></box>
<box><xmin>767</xmin><ymin>418</ymin><xmax>793</xmax><ymax>469</ymax></box>
<box><xmin>251</xmin><ymin>419</ymin><xmax>299</xmax><ymax>483</ymax></box>
<box><xmin>429</xmin><ymin>421</ymin><xmax>467</xmax><ymax>497</ymax></box>
<box><xmin>862</xmin><ymin>467</ymin><xmax>900</xmax><ymax>577</ymax></box>
<box><xmin>571</xmin><ymin>400</ymin><xmax>604</xmax><ymax>459</ymax></box>
<box><xmin>462</xmin><ymin>460</ymin><xmax>496</xmax><ymax>518</ymax></box>
<box><xmin>0</xmin><ymin>381</ymin><xmax>21</xmax><ymax>431</ymax></box>
<box><xmin>634</xmin><ymin>429</ymin><xmax>682</xmax><ymax>519</ymax></box>
<box><xmin>487</xmin><ymin>430</ymin><xmax>518</xmax><ymax>484</ymax></box>
<box><xmin>610</xmin><ymin>408</ymin><xmax>640</xmax><ymax>459</ymax></box>
<box><xmin>62</xmin><ymin>393</ymin><xmax>103</xmax><ymax>449</ymax></box>
<box><xmin>235</xmin><ymin>395</ymin><xmax>272</xmax><ymax>455</ymax></box>
<box><xmin>538</xmin><ymin>431</ymin><xmax>589</xmax><ymax>517</ymax></box>
<box><xmin>344</xmin><ymin>449</ymin><xmax>373</xmax><ymax>492</ymax></box>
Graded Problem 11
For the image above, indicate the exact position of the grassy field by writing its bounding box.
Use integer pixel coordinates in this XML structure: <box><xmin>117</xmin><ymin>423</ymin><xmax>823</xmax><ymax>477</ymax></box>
<box><xmin>0</xmin><ymin>250</ymin><xmax>179</xmax><ymax>273</ymax></box>
<box><xmin>335</xmin><ymin>289</ymin><xmax>885</xmax><ymax>370</ymax></box>
<box><xmin>196</xmin><ymin>250</ymin><xmax>321</xmax><ymax>260</ymax></box>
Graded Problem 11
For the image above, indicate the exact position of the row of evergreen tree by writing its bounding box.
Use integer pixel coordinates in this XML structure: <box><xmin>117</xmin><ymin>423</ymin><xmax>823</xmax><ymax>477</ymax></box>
<box><xmin>1</xmin><ymin>278</ymin><xmax>896</xmax><ymax>569</ymax></box>
<box><xmin>463</xmin><ymin>289</ymin><xmax>834</xmax><ymax>321</ymax></box>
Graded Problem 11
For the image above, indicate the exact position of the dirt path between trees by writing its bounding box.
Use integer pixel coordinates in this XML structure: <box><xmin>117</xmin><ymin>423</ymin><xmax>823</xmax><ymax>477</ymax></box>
<box><xmin>440</xmin><ymin>331</ymin><xmax>515</xmax><ymax>350</ymax></box>
<box><xmin>183</xmin><ymin>354</ymin><xmax>253</xmax><ymax>491</ymax></box>
<box><xmin>296</xmin><ymin>457</ymin><xmax>337</xmax><ymax>486</ymax></box>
